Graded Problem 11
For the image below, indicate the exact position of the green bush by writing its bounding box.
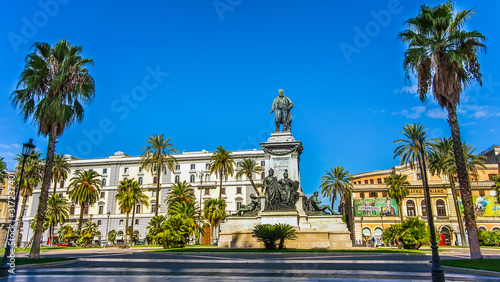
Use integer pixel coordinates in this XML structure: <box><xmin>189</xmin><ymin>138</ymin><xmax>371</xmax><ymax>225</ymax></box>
<box><xmin>252</xmin><ymin>223</ymin><xmax>296</xmax><ymax>250</ymax></box>
<box><xmin>157</xmin><ymin>215</ymin><xmax>191</xmax><ymax>249</ymax></box>
<box><xmin>382</xmin><ymin>218</ymin><xmax>429</xmax><ymax>249</ymax></box>
<box><xmin>478</xmin><ymin>229</ymin><xmax>500</xmax><ymax>246</ymax></box>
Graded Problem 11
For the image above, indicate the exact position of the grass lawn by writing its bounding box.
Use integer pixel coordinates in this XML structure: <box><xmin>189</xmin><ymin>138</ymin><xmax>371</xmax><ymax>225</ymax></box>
<box><xmin>13</xmin><ymin>257</ymin><xmax>76</xmax><ymax>266</ymax></box>
<box><xmin>156</xmin><ymin>247</ymin><xmax>427</xmax><ymax>254</ymax></box>
<box><xmin>441</xmin><ymin>259</ymin><xmax>500</xmax><ymax>272</ymax></box>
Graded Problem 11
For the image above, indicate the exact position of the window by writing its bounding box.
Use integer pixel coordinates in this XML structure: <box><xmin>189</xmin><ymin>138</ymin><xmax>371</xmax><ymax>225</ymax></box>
<box><xmin>489</xmin><ymin>174</ymin><xmax>497</xmax><ymax>181</ymax></box>
<box><xmin>151</xmin><ymin>202</ymin><xmax>157</xmax><ymax>213</ymax></box>
<box><xmin>100</xmin><ymin>192</ymin><xmax>105</xmax><ymax>199</ymax></box>
<box><xmin>98</xmin><ymin>205</ymin><xmax>104</xmax><ymax>215</ymax></box>
<box><xmin>421</xmin><ymin>200</ymin><xmax>427</xmax><ymax>217</ymax></box>
<box><xmin>369</xmin><ymin>192</ymin><xmax>377</xmax><ymax>198</ymax></box>
<box><xmin>417</xmin><ymin>173</ymin><xmax>422</xmax><ymax>180</ymax></box>
<box><xmin>360</xmin><ymin>192</ymin><xmax>365</xmax><ymax>198</ymax></box>
<box><xmin>135</xmin><ymin>219</ymin><xmax>139</xmax><ymax>225</ymax></box>
<box><xmin>103</xmin><ymin>168</ymin><xmax>107</xmax><ymax>174</ymax></box>
<box><xmin>176</xmin><ymin>164</ymin><xmax>181</xmax><ymax>170</ymax></box>
<box><xmin>436</xmin><ymin>199</ymin><xmax>447</xmax><ymax>216</ymax></box>
<box><xmin>364</xmin><ymin>180</ymin><xmax>368</xmax><ymax>184</ymax></box>
<box><xmin>138</xmin><ymin>177</ymin><xmax>143</xmax><ymax>185</ymax></box>
<box><xmin>190</xmin><ymin>175</ymin><xmax>195</xmax><ymax>182</ymax></box>
<box><xmin>237</xmin><ymin>162</ymin><xmax>241</xmax><ymax>167</ymax></box>
<box><xmin>479</xmin><ymin>189</ymin><xmax>485</xmax><ymax>196</ymax></box>
<box><xmin>124</xmin><ymin>167</ymin><xmax>129</xmax><ymax>173</ymax></box>
<box><xmin>136</xmin><ymin>204</ymin><xmax>140</xmax><ymax>213</ymax></box>
<box><xmin>377</xmin><ymin>178</ymin><xmax>382</xmax><ymax>184</ymax></box>
<box><xmin>358</xmin><ymin>181</ymin><xmax>362</xmax><ymax>184</ymax></box>
<box><xmin>205</xmin><ymin>174</ymin><xmax>210</xmax><ymax>182</ymax></box>
<box><xmin>102</xmin><ymin>179</ymin><xmax>106</xmax><ymax>187</ymax></box>
<box><xmin>236</xmin><ymin>187</ymin><xmax>242</xmax><ymax>194</ymax></box>
<box><xmin>261</xmin><ymin>172</ymin><xmax>265</xmax><ymax>180</ymax></box>
<box><xmin>221</xmin><ymin>187</ymin><xmax>226</xmax><ymax>195</ymax></box>
<box><xmin>406</xmin><ymin>200</ymin><xmax>416</xmax><ymax>217</ymax></box>
<box><xmin>175</xmin><ymin>175</ymin><xmax>180</xmax><ymax>183</ymax></box>
<box><xmin>139</xmin><ymin>167</ymin><xmax>142</xmax><ymax>173</ymax></box>
<box><xmin>261</xmin><ymin>161</ymin><xmax>265</xmax><ymax>167</ymax></box>
<box><xmin>370</xmin><ymin>179</ymin><xmax>374</xmax><ymax>184</ymax></box>
<box><xmin>204</xmin><ymin>187</ymin><xmax>210</xmax><ymax>195</ymax></box>
<box><xmin>153</xmin><ymin>176</ymin><xmax>157</xmax><ymax>184</ymax></box>
<box><xmin>191</xmin><ymin>164</ymin><xmax>196</xmax><ymax>170</ymax></box>
<box><xmin>60</xmin><ymin>181</ymin><xmax>65</xmax><ymax>188</ymax></box>
<box><xmin>236</xmin><ymin>201</ymin><xmax>242</xmax><ymax>210</ymax></box>
<box><xmin>97</xmin><ymin>220</ymin><xmax>102</xmax><ymax>226</ymax></box>
<box><xmin>84</xmin><ymin>204</ymin><xmax>89</xmax><ymax>214</ymax></box>
<box><xmin>70</xmin><ymin>204</ymin><xmax>75</xmax><ymax>215</ymax></box>
<box><xmin>119</xmin><ymin>220</ymin><xmax>124</xmax><ymax>225</ymax></box>
<box><xmin>89</xmin><ymin>169</ymin><xmax>93</xmax><ymax>172</ymax></box>
<box><xmin>152</xmin><ymin>190</ymin><xmax>157</xmax><ymax>197</ymax></box>
<box><xmin>153</xmin><ymin>165</ymin><xmax>157</xmax><ymax>172</ymax></box>
<box><xmin>382</xmin><ymin>191</ymin><xmax>387</xmax><ymax>198</ymax></box>
<box><xmin>205</xmin><ymin>163</ymin><xmax>210</xmax><ymax>170</ymax></box>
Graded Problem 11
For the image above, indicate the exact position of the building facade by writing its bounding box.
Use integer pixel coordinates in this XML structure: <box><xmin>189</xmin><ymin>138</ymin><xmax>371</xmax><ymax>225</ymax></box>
<box><xmin>0</xmin><ymin>171</ymin><xmax>15</xmax><ymax>246</ymax></box>
<box><xmin>351</xmin><ymin>145</ymin><xmax>500</xmax><ymax>246</ymax></box>
<box><xmin>18</xmin><ymin>149</ymin><xmax>266</xmax><ymax>246</ymax></box>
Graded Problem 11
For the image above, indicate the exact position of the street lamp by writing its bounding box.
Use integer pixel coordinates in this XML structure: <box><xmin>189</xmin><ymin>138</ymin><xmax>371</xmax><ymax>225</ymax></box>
<box><xmin>105</xmin><ymin>211</ymin><xmax>111</xmax><ymax>248</ymax></box>
<box><xmin>0</xmin><ymin>139</ymin><xmax>35</xmax><ymax>277</ymax></box>
<box><xmin>418</xmin><ymin>136</ymin><xmax>444</xmax><ymax>281</ymax></box>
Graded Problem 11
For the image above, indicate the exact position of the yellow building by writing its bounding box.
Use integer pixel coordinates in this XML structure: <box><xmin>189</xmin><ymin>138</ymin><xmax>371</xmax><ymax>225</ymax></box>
<box><xmin>0</xmin><ymin>171</ymin><xmax>15</xmax><ymax>246</ymax></box>
<box><xmin>351</xmin><ymin>145</ymin><xmax>500</xmax><ymax>246</ymax></box>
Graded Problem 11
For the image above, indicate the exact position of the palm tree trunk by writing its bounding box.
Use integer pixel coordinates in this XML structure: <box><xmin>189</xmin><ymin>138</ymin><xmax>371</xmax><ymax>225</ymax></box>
<box><xmin>24</xmin><ymin>234</ymin><xmax>34</xmax><ymax>250</ymax></box>
<box><xmin>130</xmin><ymin>206</ymin><xmax>136</xmax><ymax>245</ymax></box>
<box><xmin>29</xmin><ymin>126</ymin><xmax>57</xmax><ymax>260</ymax></box>
<box><xmin>447</xmin><ymin>105</ymin><xmax>482</xmax><ymax>258</ymax></box>
<box><xmin>449</xmin><ymin>176</ymin><xmax>467</xmax><ymax>246</ymax></box>
<box><xmin>15</xmin><ymin>195</ymin><xmax>28</xmax><ymax>248</ymax></box>
<box><xmin>78</xmin><ymin>203</ymin><xmax>85</xmax><ymax>231</ymax></box>
<box><xmin>124</xmin><ymin>212</ymin><xmax>129</xmax><ymax>247</ymax></box>
<box><xmin>398</xmin><ymin>204</ymin><xmax>404</xmax><ymax>223</ymax></box>
<box><xmin>155</xmin><ymin>163</ymin><xmax>161</xmax><ymax>216</ymax></box>
<box><xmin>248</xmin><ymin>177</ymin><xmax>260</xmax><ymax>196</ymax></box>
<box><xmin>53</xmin><ymin>180</ymin><xmax>57</xmax><ymax>195</ymax></box>
<box><xmin>330</xmin><ymin>196</ymin><xmax>335</xmax><ymax>213</ymax></box>
<box><xmin>49</xmin><ymin>223</ymin><xmax>54</xmax><ymax>246</ymax></box>
<box><xmin>219</xmin><ymin>170</ymin><xmax>223</xmax><ymax>199</ymax></box>
<box><xmin>346</xmin><ymin>196</ymin><xmax>354</xmax><ymax>241</ymax></box>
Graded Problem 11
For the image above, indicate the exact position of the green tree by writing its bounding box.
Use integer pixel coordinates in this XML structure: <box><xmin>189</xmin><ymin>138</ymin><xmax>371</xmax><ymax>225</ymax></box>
<box><xmin>0</xmin><ymin>157</ymin><xmax>7</xmax><ymax>183</ymax></box>
<box><xmin>107</xmin><ymin>229</ymin><xmax>117</xmax><ymax>245</ymax></box>
<box><xmin>146</xmin><ymin>215</ymin><xmax>167</xmax><ymax>245</ymax></box>
<box><xmin>493</xmin><ymin>175</ymin><xmax>500</xmax><ymax>203</ymax></box>
<box><xmin>58</xmin><ymin>224</ymin><xmax>77</xmax><ymax>245</ymax></box>
<box><xmin>67</xmin><ymin>169</ymin><xmax>102</xmax><ymax>231</ymax></box>
<box><xmin>11</xmin><ymin>39</ymin><xmax>95</xmax><ymax>259</ymax></box>
<box><xmin>46</xmin><ymin>193</ymin><xmax>70</xmax><ymax>246</ymax></box>
<box><xmin>385</xmin><ymin>174</ymin><xmax>410</xmax><ymax>222</ymax></box>
<box><xmin>115</xmin><ymin>178</ymin><xmax>137</xmax><ymax>247</ymax></box>
<box><xmin>209</xmin><ymin>146</ymin><xmax>235</xmax><ymax>199</ymax></box>
<box><xmin>168</xmin><ymin>200</ymin><xmax>205</xmax><ymax>242</ymax></box>
<box><xmin>398</xmin><ymin>2</ymin><xmax>486</xmax><ymax>259</ymax></box>
<box><xmin>52</xmin><ymin>153</ymin><xmax>70</xmax><ymax>194</ymax></box>
<box><xmin>14</xmin><ymin>152</ymin><xmax>44</xmax><ymax>247</ymax></box>
<box><xmin>382</xmin><ymin>218</ymin><xmax>430</xmax><ymax>249</ymax></box>
<box><xmin>79</xmin><ymin>220</ymin><xmax>97</xmax><ymax>246</ymax></box>
<box><xmin>319</xmin><ymin>166</ymin><xmax>354</xmax><ymax>240</ymax></box>
<box><xmin>461</xmin><ymin>143</ymin><xmax>487</xmax><ymax>182</ymax></box>
<box><xmin>129</xmin><ymin>181</ymin><xmax>149</xmax><ymax>245</ymax></box>
<box><xmin>235</xmin><ymin>158</ymin><xmax>264</xmax><ymax>196</ymax></box>
<box><xmin>166</xmin><ymin>181</ymin><xmax>195</xmax><ymax>207</ymax></box>
<box><xmin>140</xmin><ymin>134</ymin><xmax>178</xmax><ymax>216</ymax></box>
<box><xmin>276</xmin><ymin>223</ymin><xmax>297</xmax><ymax>250</ymax></box>
<box><xmin>203</xmin><ymin>198</ymin><xmax>226</xmax><ymax>244</ymax></box>
<box><xmin>157</xmin><ymin>215</ymin><xmax>191</xmax><ymax>248</ymax></box>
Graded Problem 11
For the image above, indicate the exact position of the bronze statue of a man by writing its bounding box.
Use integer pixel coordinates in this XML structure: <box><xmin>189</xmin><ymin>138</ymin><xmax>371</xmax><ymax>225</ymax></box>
<box><xmin>270</xmin><ymin>89</ymin><xmax>293</xmax><ymax>132</ymax></box>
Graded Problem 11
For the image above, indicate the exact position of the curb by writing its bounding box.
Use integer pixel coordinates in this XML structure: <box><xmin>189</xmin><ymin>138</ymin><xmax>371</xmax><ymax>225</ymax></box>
<box><xmin>426</xmin><ymin>263</ymin><xmax>500</xmax><ymax>278</ymax></box>
<box><xmin>17</xmin><ymin>258</ymin><xmax>80</xmax><ymax>269</ymax></box>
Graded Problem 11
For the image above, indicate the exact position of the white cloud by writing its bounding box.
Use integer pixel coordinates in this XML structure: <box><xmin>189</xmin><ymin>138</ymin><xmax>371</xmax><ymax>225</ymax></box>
<box><xmin>393</xmin><ymin>106</ymin><xmax>426</xmax><ymax>119</ymax></box>
<box><xmin>395</xmin><ymin>85</ymin><xmax>418</xmax><ymax>97</ymax></box>
<box><xmin>11</xmin><ymin>144</ymin><xmax>20</xmax><ymax>149</ymax></box>
<box><xmin>425</xmin><ymin>108</ymin><xmax>447</xmax><ymax>119</ymax></box>
<box><xmin>490</xmin><ymin>129</ymin><xmax>495</xmax><ymax>132</ymax></box>
<box><xmin>0</xmin><ymin>144</ymin><xmax>11</xmax><ymax>149</ymax></box>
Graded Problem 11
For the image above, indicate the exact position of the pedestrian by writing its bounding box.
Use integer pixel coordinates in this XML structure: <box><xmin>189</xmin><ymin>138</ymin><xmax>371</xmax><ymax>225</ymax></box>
<box><xmin>371</xmin><ymin>236</ymin><xmax>376</xmax><ymax>248</ymax></box>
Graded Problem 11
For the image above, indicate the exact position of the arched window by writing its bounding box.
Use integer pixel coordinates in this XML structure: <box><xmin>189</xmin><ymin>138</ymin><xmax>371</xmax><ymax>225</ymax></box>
<box><xmin>102</xmin><ymin>178</ymin><xmax>106</xmax><ymax>186</ymax></box>
<box><xmin>70</xmin><ymin>204</ymin><xmax>75</xmax><ymax>215</ymax></box>
<box><xmin>436</xmin><ymin>199</ymin><xmax>447</xmax><ymax>216</ymax></box>
<box><xmin>138</xmin><ymin>177</ymin><xmax>143</xmax><ymax>185</ymax></box>
<box><xmin>153</xmin><ymin>176</ymin><xmax>157</xmax><ymax>184</ymax></box>
<box><xmin>421</xmin><ymin>200</ymin><xmax>427</xmax><ymax>217</ymax></box>
<box><xmin>261</xmin><ymin>172</ymin><xmax>265</xmax><ymax>180</ymax></box>
<box><xmin>98</xmin><ymin>203</ymin><xmax>104</xmax><ymax>214</ymax></box>
<box><xmin>84</xmin><ymin>204</ymin><xmax>89</xmax><ymax>215</ymax></box>
<box><xmin>205</xmin><ymin>174</ymin><xmax>210</xmax><ymax>182</ymax></box>
<box><xmin>175</xmin><ymin>175</ymin><xmax>180</xmax><ymax>183</ymax></box>
<box><xmin>406</xmin><ymin>200</ymin><xmax>416</xmax><ymax>217</ymax></box>
<box><xmin>136</xmin><ymin>204</ymin><xmax>141</xmax><ymax>213</ymax></box>
<box><xmin>190</xmin><ymin>175</ymin><xmax>195</xmax><ymax>183</ymax></box>
<box><xmin>97</xmin><ymin>220</ymin><xmax>102</xmax><ymax>226</ymax></box>
<box><xmin>119</xmin><ymin>219</ymin><xmax>124</xmax><ymax>225</ymax></box>
<box><xmin>374</xmin><ymin>227</ymin><xmax>383</xmax><ymax>239</ymax></box>
<box><xmin>117</xmin><ymin>231</ymin><xmax>124</xmax><ymax>240</ymax></box>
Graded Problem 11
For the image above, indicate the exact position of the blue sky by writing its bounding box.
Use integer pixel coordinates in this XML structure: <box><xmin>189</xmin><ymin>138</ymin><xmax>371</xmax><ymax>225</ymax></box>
<box><xmin>1</xmin><ymin>0</ymin><xmax>499</xmax><ymax>203</ymax></box>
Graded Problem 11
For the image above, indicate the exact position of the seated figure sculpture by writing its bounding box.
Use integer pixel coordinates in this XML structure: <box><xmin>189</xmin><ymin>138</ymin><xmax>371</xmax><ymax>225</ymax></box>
<box><xmin>306</xmin><ymin>191</ymin><xmax>334</xmax><ymax>215</ymax></box>
<box><xmin>234</xmin><ymin>194</ymin><xmax>261</xmax><ymax>216</ymax></box>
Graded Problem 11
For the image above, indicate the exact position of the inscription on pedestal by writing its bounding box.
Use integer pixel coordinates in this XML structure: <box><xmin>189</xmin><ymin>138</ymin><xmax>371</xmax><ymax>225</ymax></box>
<box><xmin>273</xmin><ymin>157</ymin><xmax>290</xmax><ymax>179</ymax></box>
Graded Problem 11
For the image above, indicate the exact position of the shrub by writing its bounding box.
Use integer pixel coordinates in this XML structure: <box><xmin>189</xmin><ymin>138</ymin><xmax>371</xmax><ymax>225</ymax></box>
<box><xmin>252</xmin><ymin>223</ymin><xmax>296</xmax><ymax>250</ymax></box>
<box><xmin>382</xmin><ymin>218</ymin><xmax>429</xmax><ymax>249</ymax></box>
<box><xmin>478</xmin><ymin>229</ymin><xmax>500</xmax><ymax>246</ymax></box>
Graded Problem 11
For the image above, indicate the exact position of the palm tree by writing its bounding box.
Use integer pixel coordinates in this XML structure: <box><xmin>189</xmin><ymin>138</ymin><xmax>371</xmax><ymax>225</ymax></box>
<box><xmin>209</xmin><ymin>146</ymin><xmax>235</xmax><ymax>199</ymax></box>
<box><xmin>166</xmin><ymin>181</ymin><xmax>195</xmax><ymax>207</ymax></box>
<box><xmin>129</xmin><ymin>181</ymin><xmax>149</xmax><ymax>245</ymax></box>
<box><xmin>146</xmin><ymin>215</ymin><xmax>167</xmax><ymax>245</ymax></box>
<box><xmin>140</xmin><ymin>134</ymin><xmax>178</xmax><ymax>216</ymax></box>
<box><xmin>168</xmin><ymin>200</ymin><xmax>205</xmax><ymax>242</ymax></box>
<box><xmin>203</xmin><ymin>198</ymin><xmax>226</xmax><ymax>244</ymax></box>
<box><xmin>0</xmin><ymin>157</ymin><xmax>7</xmax><ymax>183</ymax></box>
<box><xmin>11</xmin><ymin>39</ymin><xmax>95</xmax><ymax>259</ymax></box>
<box><xmin>58</xmin><ymin>224</ymin><xmax>76</xmax><ymax>245</ymax></box>
<box><xmin>14</xmin><ymin>152</ymin><xmax>44</xmax><ymax>247</ymax></box>
<box><xmin>67</xmin><ymin>169</ymin><xmax>102</xmax><ymax>231</ymax></box>
<box><xmin>116</xmin><ymin>178</ymin><xmax>136</xmax><ymax>247</ymax></box>
<box><xmin>319</xmin><ymin>166</ymin><xmax>354</xmax><ymax>240</ymax></box>
<box><xmin>398</xmin><ymin>2</ymin><xmax>486</xmax><ymax>259</ymax></box>
<box><xmin>384</xmin><ymin>174</ymin><xmax>410</xmax><ymax>222</ymax></box>
<box><xmin>462</xmin><ymin>143</ymin><xmax>487</xmax><ymax>182</ymax></box>
<box><xmin>493</xmin><ymin>175</ymin><xmax>500</xmax><ymax>204</ymax></box>
<box><xmin>46</xmin><ymin>194</ymin><xmax>70</xmax><ymax>246</ymax></box>
<box><xmin>52</xmin><ymin>153</ymin><xmax>70</xmax><ymax>194</ymax></box>
<box><xmin>80</xmin><ymin>220</ymin><xmax>97</xmax><ymax>245</ymax></box>
<box><xmin>235</xmin><ymin>158</ymin><xmax>264</xmax><ymax>196</ymax></box>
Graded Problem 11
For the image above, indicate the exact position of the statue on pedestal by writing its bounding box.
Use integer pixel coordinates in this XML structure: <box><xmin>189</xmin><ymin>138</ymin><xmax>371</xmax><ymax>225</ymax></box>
<box><xmin>304</xmin><ymin>191</ymin><xmax>335</xmax><ymax>215</ymax></box>
<box><xmin>264</xmin><ymin>168</ymin><xmax>299</xmax><ymax>210</ymax></box>
<box><xmin>233</xmin><ymin>194</ymin><xmax>260</xmax><ymax>216</ymax></box>
<box><xmin>270</xmin><ymin>89</ymin><xmax>293</xmax><ymax>132</ymax></box>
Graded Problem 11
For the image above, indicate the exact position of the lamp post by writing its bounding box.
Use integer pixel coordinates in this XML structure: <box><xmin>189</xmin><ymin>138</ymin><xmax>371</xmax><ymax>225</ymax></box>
<box><xmin>418</xmin><ymin>136</ymin><xmax>444</xmax><ymax>282</ymax></box>
<box><xmin>0</xmin><ymin>139</ymin><xmax>35</xmax><ymax>277</ymax></box>
<box><xmin>105</xmin><ymin>211</ymin><xmax>111</xmax><ymax>248</ymax></box>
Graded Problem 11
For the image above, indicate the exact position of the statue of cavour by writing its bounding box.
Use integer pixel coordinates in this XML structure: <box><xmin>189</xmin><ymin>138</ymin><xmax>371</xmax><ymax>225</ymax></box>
<box><xmin>270</xmin><ymin>89</ymin><xmax>293</xmax><ymax>132</ymax></box>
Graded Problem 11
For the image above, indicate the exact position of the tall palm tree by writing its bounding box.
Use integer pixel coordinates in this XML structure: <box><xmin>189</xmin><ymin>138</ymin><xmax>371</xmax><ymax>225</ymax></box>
<box><xmin>384</xmin><ymin>174</ymin><xmax>410</xmax><ymax>222</ymax></box>
<box><xmin>398</xmin><ymin>2</ymin><xmax>486</xmax><ymax>259</ymax></box>
<box><xmin>116</xmin><ymin>178</ymin><xmax>136</xmax><ymax>247</ymax></box>
<box><xmin>52</xmin><ymin>153</ymin><xmax>70</xmax><ymax>194</ymax></box>
<box><xmin>319</xmin><ymin>166</ymin><xmax>354</xmax><ymax>239</ymax></box>
<box><xmin>140</xmin><ymin>134</ymin><xmax>178</xmax><ymax>216</ymax></box>
<box><xmin>235</xmin><ymin>158</ymin><xmax>264</xmax><ymax>196</ymax></box>
<box><xmin>209</xmin><ymin>146</ymin><xmax>235</xmax><ymax>199</ymax></box>
<box><xmin>46</xmin><ymin>193</ymin><xmax>70</xmax><ymax>246</ymax></box>
<box><xmin>165</xmin><ymin>181</ymin><xmax>195</xmax><ymax>207</ymax></box>
<box><xmin>129</xmin><ymin>181</ymin><xmax>149</xmax><ymax>245</ymax></box>
<box><xmin>0</xmin><ymin>157</ymin><xmax>7</xmax><ymax>183</ymax></box>
<box><xmin>203</xmin><ymin>198</ymin><xmax>226</xmax><ymax>244</ymax></box>
<box><xmin>67</xmin><ymin>169</ymin><xmax>102</xmax><ymax>231</ymax></box>
<box><xmin>14</xmin><ymin>152</ymin><xmax>44</xmax><ymax>247</ymax></box>
<box><xmin>11</xmin><ymin>39</ymin><xmax>95</xmax><ymax>259</ymax></box>
<box><xmin>462</xmin><ymin>143</ymin><xmax>487</xmax><ymax>182</ymax></box>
